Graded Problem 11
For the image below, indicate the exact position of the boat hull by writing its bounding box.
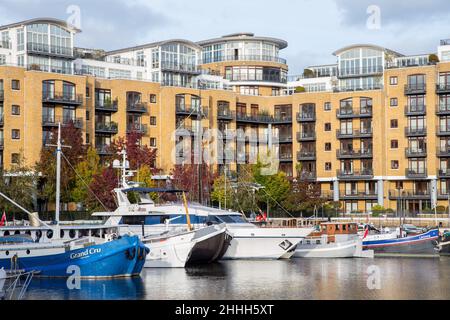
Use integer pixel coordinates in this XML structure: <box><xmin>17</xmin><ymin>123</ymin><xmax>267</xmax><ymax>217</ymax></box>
<box><xmin>0</xmin><ymin>235</ymin><xmax>148</xmax><ymax>278</ymax></box>
<box><xmin>187</xmin><ymin>225</ymin><xmax>229</xmax><ymax>265</ymax></box>
<box><xmin>294</xmin><ymin>239</ymin><xmax>361</xmax><ymax>258</ymax></box>
<box><xmin>222</xmin><ymin>227</ymin><xmax>313</xmax><ymax>260</ymax></box>
<box><xmin>363</xmin><ymin>229</ymin><xmax>439</xmax><ymax>257</ymax></box>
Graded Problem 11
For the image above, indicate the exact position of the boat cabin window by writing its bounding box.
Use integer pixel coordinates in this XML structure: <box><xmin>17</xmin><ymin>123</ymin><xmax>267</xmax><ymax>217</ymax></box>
<box><xmin>215</xmin><ymin>215</ymin><xmax>247</xmax><ymax>224</ymax></box>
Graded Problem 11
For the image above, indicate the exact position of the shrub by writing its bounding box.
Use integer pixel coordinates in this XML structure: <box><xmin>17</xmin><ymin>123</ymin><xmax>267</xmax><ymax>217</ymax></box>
<box><xmin>303</xmin><ymin>69</ymin><xmax>315</xmax><ymax>78</ymax></box>
<box><xmin>295</xmin><ymin>86</ymin><xmax>306</xmax><ymax>93</ymax></box>
<box><xmin>436</xmin><ymin>206</ymin><xmax>447</xmax><ymax>214</ymax></box>
<box><xmin>429</xmin><ymin>54</ymin><xmax>439</xmax><ymax>64</ymax></box>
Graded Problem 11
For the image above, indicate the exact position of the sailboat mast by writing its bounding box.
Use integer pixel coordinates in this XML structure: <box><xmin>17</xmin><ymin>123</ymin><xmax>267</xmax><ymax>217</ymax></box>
<box><xmin>55</xmin><ymin>123</ymin><xmax>62</xmax><ymax>227</ymax></box>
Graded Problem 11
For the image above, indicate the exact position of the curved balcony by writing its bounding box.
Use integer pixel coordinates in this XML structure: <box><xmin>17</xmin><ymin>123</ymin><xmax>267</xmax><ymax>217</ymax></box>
<box><xmin>42</xmin><ymin>91</ymin><xmax>83</xmax><ymax>106</ymax></box>
<box><xmin>200</xmin><ymin>55</ymin><xmax>287</xmax><ymax>65</ymax></box>
<box><xmin>27</xmin><ymin>42</ymin><xmax>74</xmax><ymax>59</ymax></box>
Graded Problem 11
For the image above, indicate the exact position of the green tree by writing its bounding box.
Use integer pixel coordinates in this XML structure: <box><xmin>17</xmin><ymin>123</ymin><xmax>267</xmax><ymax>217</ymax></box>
<box><xmin>211</xmin><ymin>175</ymin><xmax>233</xmax><ymax>209</ymax></box>
<box><xmin>72</xmin><ymin>147</ymin><xmax>102</xmax><ymax>205</ymax></box>
<box><xmin>0</xmin><ymin>152</ymin><xmax>37</xmax><ymax>215</ymax></box>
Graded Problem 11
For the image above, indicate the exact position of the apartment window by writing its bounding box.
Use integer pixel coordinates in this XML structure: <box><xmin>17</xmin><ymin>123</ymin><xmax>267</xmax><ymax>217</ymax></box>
<box><xmin>325</xmin><ymin>143</ymin><xmax>332</xmax><ymax>151</ymax></box>
<box><xmin>11</xmin><ymin>153</ymin><xmax>19</xmax><ymax>165</ymax></box>
<box><xmin>324</xmin><ymin>102</ymin><xmax>331</xmax><ymax>111</ymax></box>
<box><xmin>390</xmin><ymin>98</ymin><xmax>398</xmax><ymax>107</ymax></box>
<box><xmin>150</xmin><ymin>138</ymin><xmax>156</xmax><ymax>147</ymax></box>
<box><xmin>11</xmin><ymin>105</ymin><xmax>20</xmax><ymax>115</ymax></box>
<box><xmin>324</xmin><ymin>123</ymin><xmax>331</xmax><ymax>131</ymax></box>
<box><xmin>11</xmin><ymin>129</ymin><xmax>20</xmax><ymax>140</ymax></box>
<box><xmin>86</xmin><ymin>111</ymin><xmax>90</xmax><ymax>121</ymax></box>
<box><xmin>391</xmin><ymin>160</ymin><xmax>399</xmax><ymax>170</ymax></box>
<box><xmin>86</xmin><ymin>133</ymin><xmax>90</xmax><ymax>143</ymax></box>
<box><xmin>395</xmin><ymin>181</ymin><xmax>404</xmax><ymax>189</ymax></box>
<box><xmin>390</xmin><ymin>119</ymin><xmax>398</xmax><ymax>128</ymax></box>
<box><xmin>86</xmin><ymin>86</ymin><xmax>90</xmax><ymax>98</ymax></box>
<box><xmin>325</xmin><ymin>162</ymin><xmax>332</xmax><ymax>171</ymax></box>
<box><xmin>150</xmin><ymin>116</ymin><xmax>157</xmax><ymax>126</ymax></box>
<box><xmin>391</xmin><ymin>140</ymin><xmax>399</xmax><ymax>149</ymax></box>
<box><xmin>11</xmin><ymin>80</ymin><xmax>20</xmax><ymax>90</ymax></box>
<box><xmin>390</xmin><ymin>76</ymin><xmax>398</xmax><ymax>85</ymax></box>
<box><xmin>150</xmin><ymin>94</ymin><xmax>157</xmax><ymax>103</ymax></box>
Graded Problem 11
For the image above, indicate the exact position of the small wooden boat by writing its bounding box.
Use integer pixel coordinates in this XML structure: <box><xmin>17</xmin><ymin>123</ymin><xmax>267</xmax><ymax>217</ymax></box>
<box><xmin>294</xmin><ymin>222</ymin><xmax>372</xmax><ymax>258</ymax></box>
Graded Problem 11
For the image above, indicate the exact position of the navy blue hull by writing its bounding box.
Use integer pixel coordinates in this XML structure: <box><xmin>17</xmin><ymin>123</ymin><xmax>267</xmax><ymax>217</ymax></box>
<box><xmin>363</xmin><ymin>229</ymin><xmax>439</xmax><ymax>257</ymax></box>
<box><xmin>0</xmin><ymin>235</ymin><xmax>148</xmax><ymax>278</ymax></box>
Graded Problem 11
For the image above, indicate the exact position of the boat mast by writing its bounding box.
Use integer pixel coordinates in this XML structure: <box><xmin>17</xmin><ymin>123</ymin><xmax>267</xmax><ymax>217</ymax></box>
<box><xmin>53</xmin><ymin>123</ymin><xmax>63</xmax><ymax>239</ymax></box>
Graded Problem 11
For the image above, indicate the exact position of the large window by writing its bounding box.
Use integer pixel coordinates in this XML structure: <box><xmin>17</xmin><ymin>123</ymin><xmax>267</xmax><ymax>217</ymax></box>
<box><xmin>224</xmin><ymin>66</ymin><xmax>287</xmax><ymax>83</ymax></box>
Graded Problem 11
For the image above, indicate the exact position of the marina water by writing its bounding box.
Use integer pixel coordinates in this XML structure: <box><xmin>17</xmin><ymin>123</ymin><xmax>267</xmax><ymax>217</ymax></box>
<box><xmin>23</xmin><ymin>257</ymin><xmax>450</xmax><ymax>300</ymax></box>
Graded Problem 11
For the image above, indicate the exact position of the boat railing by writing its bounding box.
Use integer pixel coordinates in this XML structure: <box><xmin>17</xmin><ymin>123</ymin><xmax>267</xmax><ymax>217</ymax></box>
<box><xmin>0</xmin><ymin>270</ymin><xmax>35</xmax><ymax>300</ymax></box>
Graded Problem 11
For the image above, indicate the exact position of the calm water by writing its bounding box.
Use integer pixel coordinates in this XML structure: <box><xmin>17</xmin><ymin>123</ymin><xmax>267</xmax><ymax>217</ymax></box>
<box><xmin>23</xmin><ymin>258</ymin><xmax>450</xmax><ymax>300</ymax></box>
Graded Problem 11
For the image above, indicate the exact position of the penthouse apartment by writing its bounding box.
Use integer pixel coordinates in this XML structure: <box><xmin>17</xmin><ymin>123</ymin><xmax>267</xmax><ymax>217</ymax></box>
<box><xmin>1</xmin><ymin>17</ymin><xmax>450</xmax><ymax>215</ymax></box>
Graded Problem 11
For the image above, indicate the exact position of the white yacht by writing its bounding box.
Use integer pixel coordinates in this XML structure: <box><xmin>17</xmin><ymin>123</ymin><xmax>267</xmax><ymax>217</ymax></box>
<box><xmin>94</xmin><ymin>185</ymin><xmax>314</xmax><ymax>260</ymax></box>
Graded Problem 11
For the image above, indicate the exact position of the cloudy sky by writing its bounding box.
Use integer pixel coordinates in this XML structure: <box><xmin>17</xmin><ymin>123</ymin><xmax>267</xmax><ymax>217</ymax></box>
<box><xmin>1</xmin><ymin>0</ymin><xmax>449</xmax><ymax>73</ymax></box>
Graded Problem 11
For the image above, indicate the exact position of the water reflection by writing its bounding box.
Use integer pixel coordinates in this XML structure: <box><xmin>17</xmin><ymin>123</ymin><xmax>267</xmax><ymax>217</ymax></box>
<box><xmin>24</xmin><ymin>258</ymin><xmax>450</xmax><ymax>300</ymax></box>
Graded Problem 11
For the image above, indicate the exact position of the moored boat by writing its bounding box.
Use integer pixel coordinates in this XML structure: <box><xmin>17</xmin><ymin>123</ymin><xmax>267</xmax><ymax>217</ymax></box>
<box><xmin>294</xmin><ymin>222</ymin><xmax>371</xmax><ymax>258</ymax></box>
<box><xmin>363</xmin><ymin>227</ymin><xmax>440</xmax><ymax>257</ymax></box>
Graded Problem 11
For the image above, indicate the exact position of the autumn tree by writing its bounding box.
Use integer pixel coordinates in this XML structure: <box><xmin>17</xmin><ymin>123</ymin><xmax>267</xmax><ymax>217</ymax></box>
<box><xmin>87</xmin><ymin>167</ymin><xmax>118</xmax><ymax>211</ymax></box>
<box><xmin>110</xmin><ymin>131</ymin><xmax>158</xmax><ymax>172</ymax></box>
<box><xmin>35</xmin><ymin>123</ymin><xmax>86</xmax><ymax>204</ymax></box>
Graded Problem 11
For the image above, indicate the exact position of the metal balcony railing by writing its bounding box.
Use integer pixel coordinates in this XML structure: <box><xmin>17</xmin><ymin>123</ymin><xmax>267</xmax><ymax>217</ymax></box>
<box><xmin>42</xmin><ymin>116</ymin><xmax>83</xmax><ymax>129</ymax></box>
<box><xmin>336</xmin><ymin>149</ymin><xmax>373</xmax><ymax>159</ymax></box>
<box><xmin>336</xmin><ymin>129</ymin><xmax>373</xmax><ymax>139</ymax></box>
<box><xmin>42</xmin><ymin>90</ymin><xmax>83</xmax><ymax>105</ymax></box>
<box><xmin>95</xmin><ymin>98</ymin><xmax>118</xmax><ymax>112</ymax></box>
<box><xmin>296</xmin><ymin>112</ymin><xmax>316</xmax><ymax>122</ymax></box>
<box><xmin>127</xmin><ymin>123</ymin><xmax>148</xmax><ymax>134</ymax></box>
<box><xmin>405</xmin><ymin>148</ymin><xmax>427</xmax><ymax>157</ymax></box>
<box><xmin>126</xmin><ymin>102</ymin><xmax>148</xmax><ymax>113</ymax></box>
<box><xmin>27</xmin><ymin>42</ymin><xmax>74</xmax><ymax>58</ymax></box>
<box><xmin>404</xmin><ymin>83</ymin><xmax>426</xmax><ymax>94</ymax></box>
<box><xmin>405</xmin><ymin>168</ymin><xmax>428</xmax><ymax>178</ymax></box>
<box><xmin>404</xmin><ymin>105</ymin><xmax>426</xmax><ymax>115</ymax></box>
<box><xmin>336</xmin><ymin>107</ymin><xmax>372</xmax><ymax>118</ymax></box>
<box><xmin>95</xmin><ymin>122</ymin><xmax>118</xmax><ymax>134</ymax></box>
<box><xmin>337</xmin><ymin>169</ymin><xmax>374</xmax><ymax>179</ymax></box>
<box><xmin>405</xmin><ymin>127</ymin><xmax>427</xmax><ymax>136</ymax></box>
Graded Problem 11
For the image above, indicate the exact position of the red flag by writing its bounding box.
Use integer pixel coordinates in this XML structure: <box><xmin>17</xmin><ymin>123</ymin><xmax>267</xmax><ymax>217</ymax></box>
<box><xmin>0</xmin><ymin>212</ymin><xmax>6</xmax><ymax>227</ymax></box>
<box><xmin>362</xmin><ymin>226</ymin><xmax>369</xmax><ymax>240</ymax></box>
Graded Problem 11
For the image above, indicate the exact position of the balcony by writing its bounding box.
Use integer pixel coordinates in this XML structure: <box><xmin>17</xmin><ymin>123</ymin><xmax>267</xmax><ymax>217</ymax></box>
<box><xmin>236</xmin><ymin>113</ymin><xmax>273</xmax><ymax>124</ymax></box>
<box><xmin>388</xmin><ymin>189</ymin><xmax>430</xmax><ymax>199</ymax></box>
<box><xmin>0</xmin><ymin>90</ymin><xmax>3</xmax><ymax>102</ymax></box>
<box><xmin>405</xmin><ymin>127</ymin><xmax>427</xmax><ymax>137</ymax></box>
<box><xmin>200</xmin><ymin>54</ymin><xmax>287</xmax><ymax>65</ymax></box>
<box><xmin>437</xmin><ymin>126</ymin><xmax>450</xmax><ymax>136</ymax></box>
<box><xmin>272</xmin><ymin>116</ymin><xmax>292</xmax><ymax>124</ymax></box>
<box><xmin>297</xmin><ymin>151</ymin><xmax>316</xmax><ymax>161</ymax></box>
<box><xmin>436</xmin><ymin>104</ymin><xmax>450</xmax><ymax>116</ymax></box>
<box><xmin>296</xmin><ymin>112</ymin><xmax>316</xmax><ymax>122</ymax></box>
<box><xmin>405</xmin><ymin>168</ymin><xmax>428</xmax><ymax>179</ymax></box>
<box><xmin>27</xmin><ymin>42</ymin><xmax>74</xmax><ymax>59</ymax></box>
<box><xmin>127</xmin><ymin>123</ymin><xmax>148</xmax><ymax>134</ymax></box>
<box><xmin>439</xmin><ymin>169</ymin><xmax>450</xmax><ymax>178</ymax></box>
<box><xmin>404</xmin><ymin>83</ymin><xmax>426</xmax><ymax>95</ymax></box>
<box><xmin>42</xmin><ymin>116</ymin><xmax>83</xmax><ymax>129</ymax></box>
<box><xmin>176</xmin><ymin>105</ymin><xmax>208</xmax><ymax>118</ymax></box>
<box><xmin>95</xmin><ymin>99</ymin><xmax>118</xmax><ymax>113</ymax></box>
<box><xmin>437</xmin><ymin>147</ymin><xmax>450</xmax><ymax>157</ymax></box>
<box><xmin>160</xmin><ymin>61</ymin><xmax>201</xmax><ymax>75</ymax></box>
<box><xmin>336</xmin><ymin>129</ymin><xmax>373</xmax><ymax>139</ymax></box>
<box><xmin>405</xmin><ymin>148</ymin><xmax>427</xmax><ymax>158</ymax></box>
<box><xmin>127</xmin><ymin>102</ymin><xmax>148</xmax><ymax>113</ymax></box>
<box><xmin>96</xmin><ymin>145</ymin><xmax>114</xmax><ymax>156</ymax></box>
<box><xmin>217</xmin><ymin>108</ymin><xmax>234</xmax><ymax>120</ymax></box>
<box><xmin>0</xmin><ymin>114</ymin><xmax>3</xmax><ymax>126</ymax></box>
<box><xmin>340</xmin><ymin>191</ymin><xmax>378</xmax><ymax>200</ymax></box>
<box><xmin>298</xmin><ymin>171</ymin><xmax>317</xmax><ymax>181</ymax></box>
<box><xmin>336</xmin><ymin>108</ymin><xmax>372</xmax><ymax>119</ymax></box>
<box><xmin>42</xmin><ymin>91</ymin><xmax>83</xmax><ymax>106</ymax></box>
<box><xmin>297</xmin><ymin>132</ymin><xmax>316</xmax><ymax>142</ymax></box>
<box><xmin>0</xmin><ymin>138</ymin><xmax>4</xmax><ymax>151</ymax></box>
<box><xmin>95</xmin><ymin>122</ymin><xmax>118</xmax><ymax>135</ymax></box>
<box><xmin>436</xmin><ymin>83</ymin><xmax>450</xmax><ymax>94</ymax></box>
<box><xmin>336</xmin><ymin>149</ymin><xmax>373</xmax><ymax>159</ymax></box>
<box><xmin>274</xmin><ymin>135</ymin><xmax>293</xmax><ymax>144</ymax></box>
<box><xmin>337</xmin><ymin>169</ymin><xmax>374</xmax><ymax>180</ymax></box>
<box><xmin>337</xmin><ymin>66</ymin><xmax>384</xmax><ymax>78</ymax></box>
<box><xmin>279</xmin><ymin>154</ymin><xmax>293</xmax><ymax>162</ymax></box>
<box><xmin>404</xmin><ymin>105</ymin><xmax>426</xmax><ymax>116</ymax></box>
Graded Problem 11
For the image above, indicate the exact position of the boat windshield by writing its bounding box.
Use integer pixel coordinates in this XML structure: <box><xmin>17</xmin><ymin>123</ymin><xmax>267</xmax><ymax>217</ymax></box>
<box><xmin>214</xmin><ymin>215</ymin><xmax>248</xmax><ymax>224</ymax></box>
